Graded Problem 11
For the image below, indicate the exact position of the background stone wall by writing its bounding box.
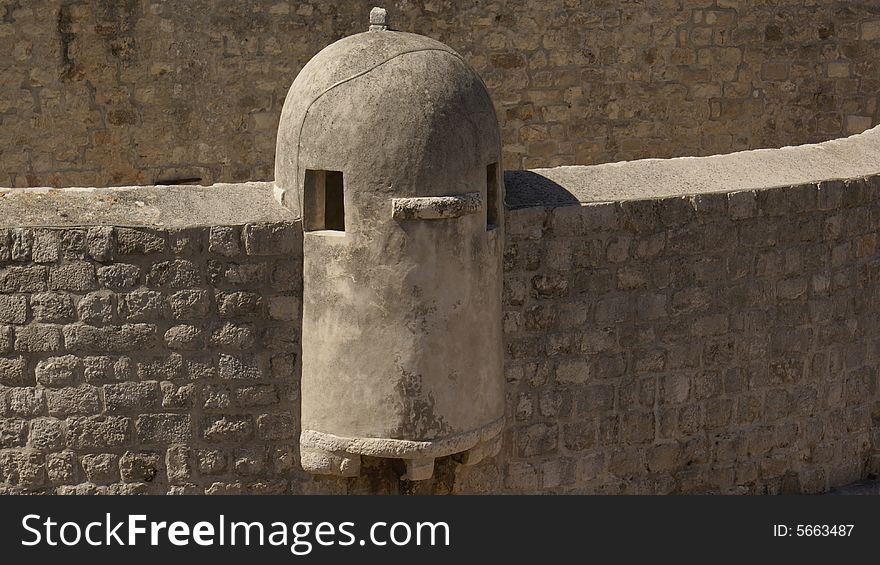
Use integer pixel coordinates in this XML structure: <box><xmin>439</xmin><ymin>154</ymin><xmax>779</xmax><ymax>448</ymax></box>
<box><xmin>2</xmin><ymin>175</ymin><xmax>878</xmax><ymax>494</ymax></box>
<box><xmin>3</xmin><ymin>0</ymin><xmax>880</xmax><ymax>188</ymax></box>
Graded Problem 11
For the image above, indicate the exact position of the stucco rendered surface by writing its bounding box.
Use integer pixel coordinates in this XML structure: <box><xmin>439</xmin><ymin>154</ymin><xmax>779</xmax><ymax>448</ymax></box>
<box><xmin>276</xmin><ymin>28</ymin><xmax>505</xmax><ymax>477</ymax></box>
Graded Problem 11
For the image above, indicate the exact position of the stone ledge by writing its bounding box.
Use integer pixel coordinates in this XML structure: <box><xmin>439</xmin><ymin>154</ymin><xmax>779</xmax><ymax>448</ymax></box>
<box><xmin>506</xmin><ymin>125</ymin><xmax>880</xmax><ymax>208</ymax></box>
<box><xmin>0</xmin><ymin>182</ymin><xmax>296</xmax><ymax>228</ymax></box>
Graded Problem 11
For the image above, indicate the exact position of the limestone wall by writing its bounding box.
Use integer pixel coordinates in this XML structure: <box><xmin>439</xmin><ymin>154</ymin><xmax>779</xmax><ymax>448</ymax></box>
<box><xmin>498</xmin><ymin>182</ymin><xmax>879</xmax><ymax>494</ymax></box>
<box><xmin>3</xmin><ymin>0</ymin><xmax>880</xmax><ymax>187</ymax></box>
<box><xmin>1</xmin><ymin>134</ymin><xmax>879</xmax><ymax>494</ymax></box>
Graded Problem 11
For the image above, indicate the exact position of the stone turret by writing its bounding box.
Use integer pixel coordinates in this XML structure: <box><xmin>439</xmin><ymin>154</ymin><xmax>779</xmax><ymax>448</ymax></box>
<box><xmin>275</xmin><ymin>8</ymin><xmax>505</xmax><ymax>479</ymax></box>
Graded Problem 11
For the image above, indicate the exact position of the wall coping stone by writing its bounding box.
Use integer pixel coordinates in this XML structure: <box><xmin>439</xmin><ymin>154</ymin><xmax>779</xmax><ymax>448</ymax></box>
<box><xmin>0</xmin><ymin>182</ymin><xmax>294</xmax><ymax>228</ymax></box>
<box><xmin>506</xmin><ymin>126</ymin><xmax>880</xmax><ymax>209</ymax></box>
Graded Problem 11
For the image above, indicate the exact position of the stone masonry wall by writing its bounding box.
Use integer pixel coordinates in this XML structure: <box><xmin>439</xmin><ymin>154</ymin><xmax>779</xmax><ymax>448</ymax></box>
<box><xmin>3</xmin><ymin>0</ymin><xmax>880</xmax><ymax>187</ymax></box>
<box><xmin>498</xmin><ymin>176</ymin><xmax>880</xmax><ymax>494</ymax></box>
<box><xmin>0</xmin><ymin>221</ymin><xmax>306</xmax><ymax>494</ymax></box>
<box><xmin>1</xmin><ymin>176</ymin><xmax>878</xmax><ymax>494</ymax></box>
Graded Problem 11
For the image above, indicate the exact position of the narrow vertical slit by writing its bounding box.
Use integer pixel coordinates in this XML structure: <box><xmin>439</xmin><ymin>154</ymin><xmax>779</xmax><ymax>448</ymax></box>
<box><xmin>486</xmin><ymin>162</ymin><xmax>499</xmax><ymax>230</ymax></box>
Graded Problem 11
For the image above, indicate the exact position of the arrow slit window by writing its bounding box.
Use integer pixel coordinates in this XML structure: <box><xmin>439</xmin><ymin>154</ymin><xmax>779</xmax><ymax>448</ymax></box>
<box><xmin>486</xmin><ymin>163</ymin><xmax>499</xmax><ymax>230</ymax></box>
<box><xmin>303</xmin><ymin>169</ymin><xmax>345</xmax><ymax>232</ymax></box>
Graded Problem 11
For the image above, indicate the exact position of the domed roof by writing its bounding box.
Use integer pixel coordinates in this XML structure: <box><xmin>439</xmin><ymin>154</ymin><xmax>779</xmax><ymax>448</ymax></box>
<box><xmin>274</xmin><ymin>21</ymin><xmax>501</xmax><ymax>220</ymax></box>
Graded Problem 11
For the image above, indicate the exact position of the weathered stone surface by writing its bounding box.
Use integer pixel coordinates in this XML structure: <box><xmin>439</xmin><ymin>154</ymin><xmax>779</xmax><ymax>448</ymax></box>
<box><xmin>0</xmin><ymin>449</ymin><xmax>46</xmax><ymax>488</ymax></box>
<box><xmin>119</xmin><ymin>451</ymin><xmax>160</xmax><ymax>483</ymax></box>
<box><xmin>167</xmin><ymin>289</ymin><xmax>211</xmax><ymax>320</ymax></box>
<box><xmin>32</xmin><ymin>230</ymin><xmax>60</xmax><ymax>263</ymax></box>
<box><xmin>66</xmin><ymin>416</ymin><xmax>131</xmax><ymax>450</ymax></box>
<box><xmin>215</xmin><ymin>291</ymin><xmax>264</xmax><ymax>318</ymax></box>
<box><xmin>96</xmin><ymin>264</ymin><xmax>140</xmax><ymax>290</ymax></box>
<box><xmin>0</xmin><ymin>355</ymin><xmax>38</xmax><ymax>387</ymax></box>
<box><xmin>0</xmin><ymin>266</ymin><xmax>47</xmax><ymax>292</ymax></box>
<box><xmin>87</xmin><ymin>227</ymin><xmax>116</xmax><ymax>262</ymax></box>
<box><xmin>46</xmin><ymin>451</ymin><xmax>77</xmax><ymax>484</ymax></box>
<box><xmin>0</xmin><ymin>325</ymin><xmax>11</xmax><ymax>353</ymax></box>
<box><xmin>120</xmin><ymin>289</ymin><xmax>167</xmax><ymax>321</ymax></box>
<box><xmin>146</xmin><ymin>260</ymin><xmax>202</xmax><ymax>288</ymax></box>
<box><xmin>209</xmin><ymin>226</ymin><xmax>241</xmax><ymax>256</ymax></box>
<box><xmin>218</xmin><ymin>354</ymin><xmax>262</xmax><ymax>380</ymax></box>
<box><xmin>81</xmin><ymin>453</ymin><xmax>119</xmax><ymax>484</ymax></box>
<box><xmin>6</xmin><ymin>388</ymin><xmax>45</xmax><ymax>418</ymax></box>
<box><xmin>164</xmin><ymin>325</ymin><xmax>205</xmax><ymax>351</ymax></box>
<box><xmin>62</xmin><ymin>323</ymin><xmax>159</xmax><ymax>353</ymax></box>
<box><xmin>0</xmin><ymin>295</ymin><xmax>28</xmax><ymax>324</ymax></box>
<box><xmin>82</xmin><ymin>356</ymin><xmax>130</xmax><ymax>384</ymax></box>
<box><xmin>103</xmin><ymin>382</ymin><xmax>160</xmax><ymax>413</ymax></box>
<box><xmin>14</xmin><ymin>324</ymin><xmax>64</xmax><ymax>352</ymax></box>
<box><xmin>46</xmin><ymin>385</ymin><xmax>101</xmax><ymax>417</ymax></box>
<box><xmin>0</xmin><ymin>418</ymin><xmax>27</xmax><ymax>448</ymax></box>
<box><xmin>35</xmin><ymin>356</ymin><xmax>81</xmax><ymax>387</ymax></box>
<box><xmin>77</xmin><ymin>292</ymin><xmax>115</xmax><ymax>323</ymax></box>
<box><xmin>202</xmin><ymin>415</ymin><xmax>253</xmax><ymax>443</ymax></box>
<box><xmin>243</xmin><ymin>223</ymin><xmax>300</xmax><ymax>255</ymax></box>
<box><xmin>28</xmin><ymin>418</ymin><xmax>64</xmax><ymax>451</ymax></box>
<box><xmin>49</xmin><ymin>262</ymin><xmax>97</xmax><ymax>291</ymax></box>
<box><xmin>116</xmin><ymin>229</ymin><xmax>165</xmax><ymax>255</ymax></box>
<box><xmin>136</xmin><ymin>414</ymin><xmax>192</xmax><ymax>444</ymax></box>
<box><xmin>210</xmin><ymin>323</ymin><xmax>255</xmax><ymax>350</ymax></box>
<box><xmin>166</xmin><ymin>445</ymin><xmax>193</xmax><ymax>484</ymax></box>
<box><xmin>31</xmin><ymin>292</ymin><xmax>75</xmax><ymax>322</ymax></box>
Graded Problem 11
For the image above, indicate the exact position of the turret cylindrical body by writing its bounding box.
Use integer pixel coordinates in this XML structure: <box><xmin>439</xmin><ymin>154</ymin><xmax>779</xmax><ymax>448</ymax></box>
<box><xmin>275</xmin><ymin>28</ymin><xmax>504</xmax><ymax>479</ymax></box>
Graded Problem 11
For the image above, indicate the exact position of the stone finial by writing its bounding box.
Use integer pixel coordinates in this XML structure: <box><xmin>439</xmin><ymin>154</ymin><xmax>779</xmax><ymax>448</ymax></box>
<box><xmin>369</xmin><ymin>7</ymin><xmax>388</xmax><ymax>31</ymax></box>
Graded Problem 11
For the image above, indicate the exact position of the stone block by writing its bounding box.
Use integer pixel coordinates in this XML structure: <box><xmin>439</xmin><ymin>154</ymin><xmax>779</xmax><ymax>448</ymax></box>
<box><xmin>96</xmin><ymin>264</ymin><xmax>140</xmax><ymax>290</ymax></box>
<box><xmin>0</xmin><ymin>266</ymin><xmax>48</xmax><ymax>292</ymax></box>
<box><xmin>256</xmin><ymin>413</ymin><xmax>293</xmax><ymax>440</ymax></box>
<box><xmin>31</xmin><ymin>292</ymin><xmax>75</xmax><ymax>322</ymax></box>
<box><xmin>77</xmin><ymin>291</ymin><xmax>115</xmax><ymax>323</ymax></box>
<box><xmin>62</xmin><ymin>323</ymin><xmax>159</xmax><ymax>353</ymax></box>
<box><xmin>165</xmin><ymin>445</ymin><xmax>193</xmax><ymax>484</ymax></box>
<box><xmin>86</xmin><ymin>227</ymin><xmax>116</xmax><ymax>262</ymax></box>
<box><xmin>46</xmin><ymin>385</ymin><xmax>101</xmax><ymax>417</ymax></box>
<box><xmin>167</xmin><ymin>289</ymin><xmax>211</xmax><ymax>319</ymax></box>
<box><xmin>119</xmin><ymin>451</ymin><xmax>161</xmax><ymax>483</ymax></box>
<box><xmin>49</xmin><ymin>261</ymin><xmax>97</xmax><ymax>291</ymax></box>
<box><xmin>209</xmin><ymin>226</ymin><xmax>242</xmax><ymax>256</ymax></box>
<box><xmin>103</xmin><ymin>382</ymin><xmax>161</xmax><ymax>413</ymax></box>
<box><xmin>120</xmin><ymin>289</ymin><xmax>167</xmax><ymax>321</ymax></box>
<box><xmin>164</xmin><ymin>324</ymin><xmax>206</xmax><ymax>350</ymax></box>
<box><xmin>15</xmin><ymin>323</ymin><xmax>64</xmax><ymax>352</ymax></box>
<box><xmin>210</xmin><ymin>322</ymin><xmax>255</xmax><ymax>350</ymax></box>
<box><xmin>0</xmin><ymin>417</ymin><xmax>27</xmax><ymax>448</ymax></box>
<box><xmin>32</xmin><ymin>230</ymin><xmax>60</xmax><ymax>263</ymax></box>
<box><xmin>0</xmin><ymin>295</ymin><xmax>28</xmax><ymax>324</ymax></box>
<box><xmin>218</xmin><ymin>354</ymin><xmax>263</xmax><ymax>380</ymax></box>
<box><xmin>202</xmin><ymin>415</ymin><xmax>253</xmax><ymax>443</ymax></box>
<box><xmin>243</xmin><ymin>222</ymin><xmax>300</xmax><ymax>255</ymax></box>
<box><xmin>116</xmin><ymin>228</ymin><xmax>165</xmax><ymax>255</ymax></box>
<box><xmin>136</xmin><ymin>413</ymin><xmax>192</xmax><ymax>444</ymax></box>
<box><xmin>28</xmin><ymin>417</ymin><xmax>64</xmax><ymax>450</ymax></box>
<box><xmin>146</xmin><ymin>259</ymin><xmax>202</xmax><ymax>288</ymax></box>
<box><xmin>35</xmin><ymin>355</ymin><xmax>82</xmax><ymax>387</ymax></box>
<box><xmin>81</xmin><ymin>453</ymin><xmax>119</xmax><ymax>484</ymax></box>
<box><xmin>6</xmin><ymin>387</ymin><xmax>45</xmax><ymax>417</ymax></box>
<box><xmin>65</xmin><ymin>416</ymin><xmax>131</xmax><ymax>449</ymax></box>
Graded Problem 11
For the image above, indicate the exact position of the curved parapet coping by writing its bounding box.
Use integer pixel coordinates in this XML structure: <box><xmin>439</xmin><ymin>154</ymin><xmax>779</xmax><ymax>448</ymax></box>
<box><xmin>505</xmin><ymin>125</ymin><xmax>880</xmax><ymax>208</ymax></box>
<box><xmin>0</xmin><ymin>182</ymin><xmax>297</xmax><ymax>228</ymax></box>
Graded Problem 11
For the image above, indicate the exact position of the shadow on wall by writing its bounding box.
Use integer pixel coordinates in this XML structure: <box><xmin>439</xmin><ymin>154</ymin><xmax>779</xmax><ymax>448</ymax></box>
<box><xmin>504</xmin><ymin>171</ymin><xmax>579</xmax><ymax>210</ymax></box>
